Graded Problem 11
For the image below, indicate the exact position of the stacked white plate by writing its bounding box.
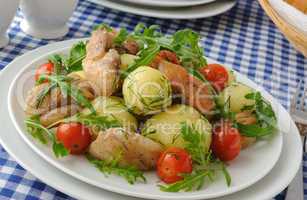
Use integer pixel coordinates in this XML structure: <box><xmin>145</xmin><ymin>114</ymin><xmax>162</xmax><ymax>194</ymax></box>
<box><xmin>88</xmin><ymin>0</ymin><xmax>236</xmax><ymax>19</ymax></box>
<box><xmin>0</xmin><ymin>39</ymin><xmax>303</xmax><ymax>200</ymax></box>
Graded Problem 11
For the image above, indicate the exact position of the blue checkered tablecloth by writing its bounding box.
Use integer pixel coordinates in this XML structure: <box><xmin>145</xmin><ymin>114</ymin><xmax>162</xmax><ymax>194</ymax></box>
<box><xmin>0</xmin><ymin>0</ymin><xmax>306</xmax><ymax>199</ymax></box>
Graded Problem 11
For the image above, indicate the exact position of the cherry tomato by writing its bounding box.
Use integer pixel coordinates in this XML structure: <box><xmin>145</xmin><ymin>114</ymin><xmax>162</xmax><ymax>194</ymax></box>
<box><xmin>35</xmin><ymin>62</ymin><xmax>54</xmax><ymax>81</ymax></box>
<box><xmin>211</xmin><ymin>121</ymin><xmax>241</xmax><ymax>162</ymax></box>
<box><xmin>56</xmin><ymin>122</ymin><xmax>91</xmax><ymax>155</ymax></box>
<box><xmin>199</xmin><ymin>64</ymin><xmax>228</xmax><ymax>91</ymax></box>
<box><xmin>157</xmin><ymin>50</ymin><xmax>180</xmax><ymax>65</ymax></box>
<box><xmin>157</xmin><ymin>147</ymin><xmax>192</xmax><ymax>184</ymax></box>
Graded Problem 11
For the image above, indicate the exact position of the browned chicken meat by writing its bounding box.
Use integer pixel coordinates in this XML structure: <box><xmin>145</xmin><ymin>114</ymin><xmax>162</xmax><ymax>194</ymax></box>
<box><xmin>89</xmin><ymin>128</ymin><xmax>163</xmax><ymax>170</ymax></box>
<box><xmin>236</xmin><ymin>111</ymin><xmax>257</xmax><ymax>149</ymax></box>
<box><xmin>83</xmin><ymin>28</ymin><xmax>121</xmax><ymax>96</ymax></box>
<box><xmin>84</xmin><ymin>28</ymin><xmax>117</xmax><ymax>61</ymax></box>
<box><xmin>155</xmin><ymin>60</ymin><xmax>216</xmax><ymax>115</ymax></box>
<box><xmin>83</xmin><ymin>49</ymin><xmax>120</xmax><ymax>96</ymax></box>
<box><xmin>25</xmin><ymin>74</ymin><xmax>95</xmax><ymax>124</ymax></box>
<box><xmin>25</xmin><ymin>83</ymin><xmax>67</xmax><ymax>116</ymax></box>
<box><xmin>40</xmin><ymin>104</ymin><xmax>81</xmax><ymax>127</ymax></box>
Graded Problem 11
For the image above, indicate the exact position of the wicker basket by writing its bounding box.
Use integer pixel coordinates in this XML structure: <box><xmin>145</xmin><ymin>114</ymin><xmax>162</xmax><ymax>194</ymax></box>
<box><xmin>258</xmin><ymin>0</ymin><xmax>307</xmax><ymax>57</ymax></box>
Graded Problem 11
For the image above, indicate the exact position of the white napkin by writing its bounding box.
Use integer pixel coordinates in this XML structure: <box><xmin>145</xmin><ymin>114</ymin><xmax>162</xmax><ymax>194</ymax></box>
<box><xmin>269</xmin><ymin>0</ymin><xmax>307</xmax><ymax>34</ymax></box>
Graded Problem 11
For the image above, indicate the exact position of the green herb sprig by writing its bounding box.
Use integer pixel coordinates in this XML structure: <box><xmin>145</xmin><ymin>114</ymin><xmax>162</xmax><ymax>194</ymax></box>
<box><xmin>25</xmin><ymin>116</ymin><xmax>68</xmax><ymax>158</ymax></box>
<box><xmin>36</xmin><ymin>74</ymin><xmax>95</xmax><ymax>113</ymax></box>
<box><xmin>159</xmin><ymin>122</ymin><xmax>232</xmax><ymax>192</ymax></box>
<box><xmin>86</xmin><ymin>154</ymin><xmax>146</xmax><ymax>184</ymax></box>
<box><xmin>120</xmin><ymin>23</ymin><xmax>207</xmax><ymax>77</ymax></box>
<box><xmin>159</xmin><ymin>169</ymin><xmax>214</xmax><ymax>192</ymax></box>
<box><xmin>236</xmin><ymin>92</ymin><xmax>277</xmax><ymax>137</ymax></box>
<box><xmin>48</xmin><ymin>41</ymin><xmax>86</xmax><ymax>74</ymax></box>
<box><xmin>180</xmin><ymin>122</ymin><xmax>208</xmax><ymax>165</ymax></box>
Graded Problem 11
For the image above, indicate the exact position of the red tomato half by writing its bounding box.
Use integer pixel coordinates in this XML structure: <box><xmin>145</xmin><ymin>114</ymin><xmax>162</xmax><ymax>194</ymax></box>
<box><xmin>157</xmin><ymin>147</ymin><xmax>192</xmax><ymax>184</ymax></box>
<box><xmin>211</xmin><ymin>121</ymin><xmax>241</xmax><ymax>162</ymax></box>
<box><xmin>199</xmin><ymin>64</ymin><xmax>228</xmax><ymax>91</ymax></box>
<box><xmin>35</xmin><ymin>62</ymin><xmax>54</xmax><ymax>81</ymax></box>
<box><xmin>56</xmin><ymin>122</ymin><xmax>91</xmax><ymax>155</ymax></box>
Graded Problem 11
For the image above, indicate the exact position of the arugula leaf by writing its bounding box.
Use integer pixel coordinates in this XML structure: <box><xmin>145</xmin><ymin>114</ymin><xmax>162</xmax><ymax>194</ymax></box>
<box><xmin>178</xmin><ymin>122</ymin><xmax>232</xmax><ymax>191</ymax></box>
<box><xmin>133</xmin><ymin>23</ymin><xmax>162</xmax><ymax>38</ymax></box>
<box><xmin>48</xmin><ymin>41</ymin><xmax>86</xmax><ymax>74</ymax></box>
<box><xmin>64</xmin><ymin>41</ymin><xmax>86</xmax><ymax>73</ymax></box>
<box><xmin>113</xmin><ymin>28</ymin><xmax>129</xmax><ymax>45</ymax></box>
<box><xmin>49</xmin><ymin>54</ymin><xmax>64</xmax><ymax>75</ymax></box>
<box><xmin>119</xmin><ymin>24</ymin><xmax>208</xmax><ymax>77</ymax></box>
<box><xmin>159</xmin><ymin>169</ymin><xmax>214</xmax><ymax>192</ymax></box>
<box><xmin>93</xmin><ymin>23</ymin><xmax>113</xmax><ymax>32</ymax></box>
<box><xmin>171</xmin><ymin>29</ymin><xmax>206</xmax><ymax>69</ymax></box>
<box><xmin>37</xmin><ymin>74</ymin><xmax>95</xmax><ymax>113</ymax></box>
<box><xmin>221</xmin><ymin>162</ymin><xmax>231</xmax><ymax>187</ymax></box>
<box><xmin>86</xmin><ymin>153</ymin><xmax>146</xmax><ymax>184</ymax></box>
<box><xmin>237</xmin><ymin>92</ymin><xmax>277</xmax><ymax>137</ymax></box>
<box><xmin>121</xmin><ymin>40</ymin><xmax>160</xmax><ymax>78</ymax></box>
<box><xmin>180</xmin><ymin>122</ymin><xmax>208</xmax><ymax>165</ymax></box>
<box><xmin>25</xmin><ymin>116</ymin><xmax>68</xmax><ymax>157</ymax></box>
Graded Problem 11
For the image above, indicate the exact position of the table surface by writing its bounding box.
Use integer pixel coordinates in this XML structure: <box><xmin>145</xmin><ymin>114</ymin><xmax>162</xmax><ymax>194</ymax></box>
<box><xmin>0</xmin><ymin>0</ymin><xmax>306</xmax><ymax>199</ymax></box>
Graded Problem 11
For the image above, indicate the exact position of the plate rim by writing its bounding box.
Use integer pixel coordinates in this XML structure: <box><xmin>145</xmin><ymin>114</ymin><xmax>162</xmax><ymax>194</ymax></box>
<box><xmin>0</xmin><ymin>39</ymin><xmax>302</xmax><ymax>200</ymax></box>
<box><xmin>7</xmin><ymin>38</ymin><xmax>283</xmax><ymax>200</ymax></box>
<box><xmin>115</xmin><ymin>0</ymin><xmax>216</xmax><ymax>8</ymax></box>
<box><xmin>87</xmin><ymin>0</ymin><xmax>236</xmax><ymax>19</ymax></box>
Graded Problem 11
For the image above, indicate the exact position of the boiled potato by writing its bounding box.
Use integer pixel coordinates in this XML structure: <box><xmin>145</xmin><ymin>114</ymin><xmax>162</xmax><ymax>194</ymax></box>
<box><xmin>120</xmin><ymin>54</ymin><xmax>138</xmax><ymax>70</ymax></box>
<box><xmin>218</xmin><ymin>82</ymin><xmax>255</xmax><ymax>113</ymax></box>
<box><xmin>141</xmin><ymin>104</ymin><xmax>212</xmax><ymax>152</ymax></box>
<box><xmin>123</xmin><ymin>66</ymin><xmax>172</xmax><ymax>116</ymax></box>
<box><xmin>227</xmin><ymin>69</ymin><xmax>236</xmax><ymax>85</ymax></box>
<box><xmin>82</xmin><ymin>96</ymin><xmax>138</xmax><ymax>132</ymax></box>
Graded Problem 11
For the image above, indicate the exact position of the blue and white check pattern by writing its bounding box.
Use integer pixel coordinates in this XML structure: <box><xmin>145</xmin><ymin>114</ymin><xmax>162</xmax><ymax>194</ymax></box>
<box><xmin>0</xmin><ymin>0</ymin><xmax>306</xmax><ymax>199</ymax></box>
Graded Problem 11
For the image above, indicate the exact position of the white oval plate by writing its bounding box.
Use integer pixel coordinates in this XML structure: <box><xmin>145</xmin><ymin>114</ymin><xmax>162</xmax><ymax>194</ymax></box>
<box><xmin>88</xmin><ymin>0</ymin><xmax>236</xmax><ymax>19</ymax></box>
<box><xmin>115</xmin><ymin>0</ymin><xmax>215</xmax><ymax>8</ymax></box>
<box><xmin>8</xmin><ymin>39</ymin><xmax>283</xmax><ymax>200</ymax></box>
<box><xmin>1</xmin><ymin>39</ymin><xmax>300</xmax><ymax>200</ymax></box>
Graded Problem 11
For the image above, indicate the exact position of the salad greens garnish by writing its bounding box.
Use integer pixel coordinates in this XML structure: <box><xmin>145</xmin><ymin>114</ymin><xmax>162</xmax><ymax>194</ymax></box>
<box><xmin>23</xmin><ymin>23</ymin><xmax>279</xmax><ymax>192</ymax></box>
<box><xmin>25</xmin><ymin>116</ymin><xmax>68</xmax><ymax>158</ymax></box>
<box><xmin>93</xmin><ymin>23</ymin><xmax>113</xmax><ymax>32</ymax></box>
<box><xmin>180</xmin><ymin>122</ymin><xmax>209</xmax><ymax>165</ymax></box>
<box><xmin>121</xmin><ymin>40</ymin><xmax>160</xmax><ymax>78</ymax></box>
<box><xmin>36</xmin><ymin>74</ymin><xmax>95</xmax><ymax>113</ymax></box>
<box><xmin>159</xmin><ymin>169</ymin><xmax>214</xmax><ymax>192</ymax></box>
<box><xmin>49</xmin><ymin>41</ymin><xmax>86</xmax><ymax>74</ymax></box>
<box><xmin>236</xmin><ymin>92</ymin><xmax>277</xmax><ymax>137</ymax></box>
<box><xmin>171</xmin><ymin>29</ymin><xmax>206</xmax><ymax>69</ymax></box>
<box><xmin>86</xmin><ymin>153</ymin><xmax>146</xmax><ymax>184</ymax></box>
<box><xmin>120</xmin><ymin>23</ymin><xmax>207</xmax><ymax>78</ymax></box>
<box><xmin>160</xmin><ymin>122</ymin><xmax>231</xmax><ymax>192</ymax></box>
<box><xmin>63</xmin><ymin>41</ymin><xmax>86</xmax><ymax>73</ymax></box>
<box><xmin>113</xmin><ymin>28</ymin><xmax>129</xmax><ymax>45</ymax></box>
<box><xmin>219</xmin><ymin>91</ymin><xmax>277</xmax><ymax>137</ymax></box>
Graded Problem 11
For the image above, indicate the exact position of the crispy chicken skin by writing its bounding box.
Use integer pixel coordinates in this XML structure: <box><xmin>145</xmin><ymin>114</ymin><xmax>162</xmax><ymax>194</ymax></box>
<box><xmin>156</xmin><ymin>60</ymin><xmax>216</xmax><ymax>115</ymax></box>
<box><xmin>89</xmin><ymin>128</ymin><xmax>163</xmax><ymax>170</ymax></box>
